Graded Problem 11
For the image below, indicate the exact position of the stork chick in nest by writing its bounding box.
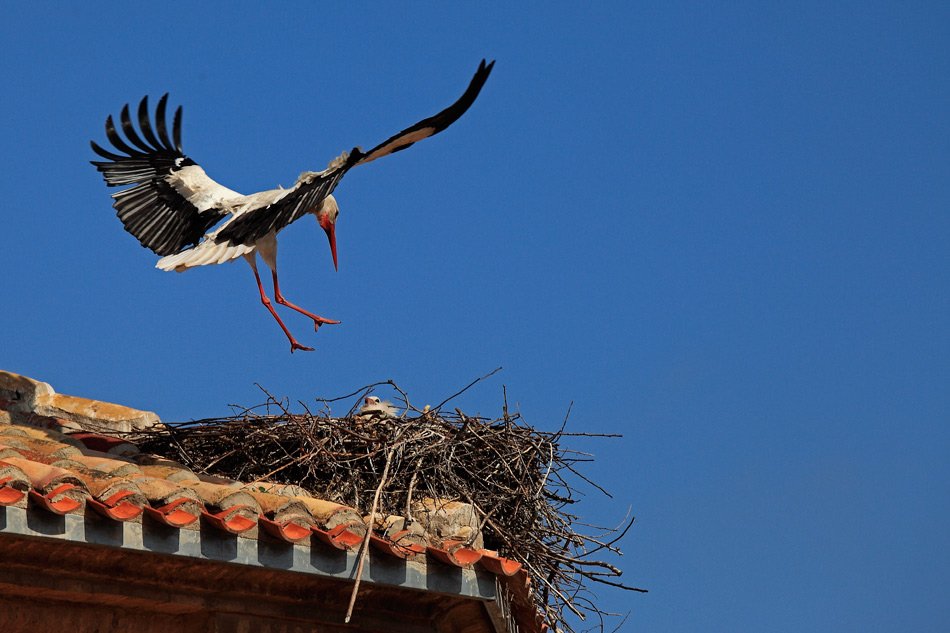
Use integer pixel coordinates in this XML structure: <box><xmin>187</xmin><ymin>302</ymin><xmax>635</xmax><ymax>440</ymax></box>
<box><xmin>359</xmin><ymin>396</ymin><xmax>398</xmax><ymax>418</ymax></box>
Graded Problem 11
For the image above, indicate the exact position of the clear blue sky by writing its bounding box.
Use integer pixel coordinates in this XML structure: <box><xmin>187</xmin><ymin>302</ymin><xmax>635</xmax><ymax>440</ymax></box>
<box><xmin>3</xmin><ymin>2</ymin><xmax>948</xmax><ymax>631</ymax></box>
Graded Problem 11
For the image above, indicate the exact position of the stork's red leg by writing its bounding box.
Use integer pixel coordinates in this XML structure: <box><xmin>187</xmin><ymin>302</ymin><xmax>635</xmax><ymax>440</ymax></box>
<box><xmin>250</xmin><ymin>266</ymin><xmax>314</xmax><ymax>353</ymax></box>
<box><xmin>271</xmin><ymin>270</ymin><xmax>340</xmax><ymax>331</ymax></box>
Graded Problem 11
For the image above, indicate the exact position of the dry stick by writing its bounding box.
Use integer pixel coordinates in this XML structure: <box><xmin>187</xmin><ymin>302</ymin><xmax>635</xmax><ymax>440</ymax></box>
<box><xmin>522</xmin><ymin>559</ymin><xmax>586</xmax><ymax>620</ymax></box>
<box><xmin>161</xmin><ymin>424</ymin><xmax>196</xmax><ymax>469</ymax></box>
<box><xmin>561</xmin><ymin>461</ymin><xmax>614</xmax><ymax>498</ymax></box>
<box><xmin>242</xmin><ymin>446</ymin><xmax>324</xmax><ymax>490</ymax></box>
<box><xmin>387</xmin><ymin>379</ymin><xmax>423</xmax><ymax>416</ymax></box>
<box><xmin>577</xmin><ymin>508</ymin><xmax>636</xmax><ymax>557</ymax></box>
<box><xmin>344</xmin><ymin>445</ymin><xmax>396</xmax><ymax>624</ymax></box>
<box><xmin>461</xmin><ymin>494</ymin><xmax>584</xmax><ymax>619</ymax></box>
<box><xmin>405</xmin><ymin>456</ymin><xmax>424</xmax><ymax>518</ymax></box>
<box><xmin>318</xmin><ymin>381</ymin><xmax>392</xmax><ymax>409</ymax></box>
<box><xmin>431</xmin><ymin>366</ymin><xmax>502</xmax><ymax>413</ymax></box>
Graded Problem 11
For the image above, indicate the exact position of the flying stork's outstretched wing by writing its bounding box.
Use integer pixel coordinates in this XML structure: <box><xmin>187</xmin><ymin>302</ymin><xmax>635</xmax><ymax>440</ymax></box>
<box><xmin>90</xmin><ymin>95</ymin><xmax>232</xmax><ymax>256</ymax></box>
<box><xmin>215</xmin><ymin>59</ymin><xmax>495</xmax><ymax>246</ymax></box>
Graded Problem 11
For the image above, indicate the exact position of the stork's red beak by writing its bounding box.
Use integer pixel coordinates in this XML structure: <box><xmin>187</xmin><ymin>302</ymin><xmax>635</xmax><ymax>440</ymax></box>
<box><xmin>325</xmin><ymin>223</ymin><xmax>338</xmax><ymax>271</ymax></box>
<box><xmin>318</xmin><ymin>215</ymin><xmax>338</xmax><ymax>271</ymax></box>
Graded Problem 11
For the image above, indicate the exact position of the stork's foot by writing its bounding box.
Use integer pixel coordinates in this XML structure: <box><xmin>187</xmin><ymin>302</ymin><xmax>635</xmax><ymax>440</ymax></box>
<box><xmin>290</xmin><ymin>340</ymin><xmax>315</xmax><ymax>353</ymax></box>
<box><xmin>312</xmin><ymin>316</ymin><xmax>341</xmax><ymax>331</ymax></box>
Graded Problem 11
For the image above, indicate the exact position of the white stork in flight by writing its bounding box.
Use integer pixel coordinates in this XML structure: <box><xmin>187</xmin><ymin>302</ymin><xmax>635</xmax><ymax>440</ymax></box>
<box><xmin>91</xmin><ymin>60</ymin><xmax>494</xmax><ymax>352</ymax></box>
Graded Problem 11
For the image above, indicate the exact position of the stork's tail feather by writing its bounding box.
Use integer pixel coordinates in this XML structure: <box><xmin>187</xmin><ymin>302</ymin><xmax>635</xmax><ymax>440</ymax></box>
<box><xmin>156</xmin><ymin>238</ymin><xmax>255</xmax><ymax>272</ymax></box>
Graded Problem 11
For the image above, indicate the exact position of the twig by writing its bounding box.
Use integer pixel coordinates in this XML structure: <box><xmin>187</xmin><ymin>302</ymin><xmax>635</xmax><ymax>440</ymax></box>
<box><xmin>345</xmin><ymin>445</ymin><xmax>396</xmax><ymax>623</ymax></box>
<box><xmin>431</xmin><ymin>367</ymin><xmax>502</xmax><ymax>412</ymax></box>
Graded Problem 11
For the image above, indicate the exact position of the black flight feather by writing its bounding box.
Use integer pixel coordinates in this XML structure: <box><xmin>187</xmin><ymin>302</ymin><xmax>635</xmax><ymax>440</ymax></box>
<box><xmin>90</xmin><ymin>94</ymin><xmax>227</xmax><ymax>255</ymax></box>
<box><xmin>216</xmin><ymin>59</ymin><xmax>494</xmax><ymax>246</ymax></box>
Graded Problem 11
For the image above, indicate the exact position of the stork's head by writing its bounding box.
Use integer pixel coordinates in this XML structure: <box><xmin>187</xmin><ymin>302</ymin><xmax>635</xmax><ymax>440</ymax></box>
<box><xmin>316</xmin><ymin>195</ymin><xmax>339</xmax><ymax>271</ymax></box>
<box><xmin>359</xmin><ymin>396</ymin><xmax>397</xmax><ymax>418</ymax></box>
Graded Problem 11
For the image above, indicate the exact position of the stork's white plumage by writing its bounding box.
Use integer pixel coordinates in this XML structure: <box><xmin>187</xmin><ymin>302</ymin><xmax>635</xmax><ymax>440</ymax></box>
<box><xmin>91</xmin><ymin>60</ymin><xmax>494</xmax><ymax>352</ymax></box>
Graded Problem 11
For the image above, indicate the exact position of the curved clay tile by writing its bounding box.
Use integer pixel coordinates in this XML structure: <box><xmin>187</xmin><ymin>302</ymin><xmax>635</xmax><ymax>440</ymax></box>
<box><xmin>132</xmin><ymin>475</ymin><xmax>204</xmax><ymax>528</ymax></box>
<box><xmin>1</xmin><ymin>424</ymin><xmax>85</xmax><ymax>449</ymax></box>
<box><xmin>70</xmin><ymin>432</ymin><xmax>140</xmax><ymax>457</ymax></box>
<box><xmin>0</xmin><ymin>459</ymin><xmax>30</xmax><ymax>507</ymax></box>
<box><xmin>135</xmin><ymin>460</ymin><xmax>199</xmax><ymax>483</ymax></box>
<box><xmin>179</xmin><ymin>479</ymin><xmax>262</xmax><ymax>535</ymax></box>
<box><xmin>14</xmin><ymin>436</ymin><xmax>82</xmax><ymax>460</ymax></box>
<box><xmin>293</xmin><ymin>497</ymin><xmax>363</xmax><ymax>531</ymax></box>
<box><xmin>69</xmin><ymin>471</ymin><xmax>147</xmax><ymax>521</ymax></box>
<box><xmin>427</xmin><ymin>540</ymin><xmax>484</xmax><ymax>567</ymax></box>
<box><xmin>67</xmin><ymin>453</ymin><xmax>143</xmax><ymax>477</ymax></box>
<box><xmin>4</xmin><ymin>457</ymin><xmax>90</xmax><ymax>514</ymax></box>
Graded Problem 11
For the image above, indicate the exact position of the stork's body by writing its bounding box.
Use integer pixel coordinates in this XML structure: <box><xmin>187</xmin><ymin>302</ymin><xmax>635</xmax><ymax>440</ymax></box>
<box><xmin>155</xmin><ymin>190</ymin><xmax>342</xmax><ymax>352</ymax></box>
<box><xmin>90</xmin><ymin>60</ymin><xmax>494</xmax><ymax>352</ymax></box>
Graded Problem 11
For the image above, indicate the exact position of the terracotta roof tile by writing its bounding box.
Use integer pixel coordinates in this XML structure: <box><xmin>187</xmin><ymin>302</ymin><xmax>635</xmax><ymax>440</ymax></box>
<box><xmin>311</xmin><ymin>523</ymin><xmax>366</xmax><ymax>550</ymax></box>
<box><xmin>0</xmin><ymin>459</ymin><xmax>30</xmax><ymax>507</ymax></box>
<box><xmin>293</xmin><ymin>496</ymin><xmax>361</xmax><ymax>529</ymax></box>
<box><xmin>82</xmin><ymin>477</ymin><xmax>147</xmax><ymax>522</ymax></box>
<box><xmin>5</xmin><ymin>456</ymin><xmax>85</xmax><ymax>492</ymax></box>
<box><xmin>174</xmin><ymin>479</ymin><xmax>260</xmax><ymax>535</ymax></box>
<box><xmin>129</xmin><ymin>474</ymin><xmax>204</xmax><ymax>527</ymax></box>
<box><xmin>129</xmin><ymin>473</ymin><xmax>200</xmax><ymax>504</ymax></box>
<box><xmin>70</xmin><ymin>431</ymin><xmax>140</xmax><ymax>456</ymax></box>
<box><xmin>134</xmin><ymin>456</ymin><xmax>198</xmax><ymax>482</ymax></box>
<box><xmin>143</xmin><ymin>496</ymin><xmax>203</xmax><ymax>527</ymax></box>
<box><xmin>0</xmin><ymin>439</ymin><xmax>29</xmax><ymax>455</ymax></box>
<box><xmin>246</xmin><ymin>488</ymin><xmax>308</xmax><ymax>518</ymax></box>
<box><xmin>195</xmin><ymin>472</ymin><xmax>246</xmax><ymax>487</ymax></box>
<box><xmin>14</xmin><ymin>435</ymin><xmax>83</xmax><ymax>459</ymax></box>
<box><xmin>67</xmin><ymin>453</ymin><xmax>144</xmax><ymax>477</ymax></box>
<box><xmin>179</xmin><ymin>479</ymin><xmax>260</xmax><ymax>510</ymax></box>
<box><xmin>427</xmin><ymin>540</ymin><xmax>485</xmax><ymax>567</ymax></box>
<box><xmin>6</xmin><ymin>410</ymin><xmax>80</xmax><ymax>433</ymax></box>
<box><xmin>258</xmin><ymin>514</ymin><xmax>314</xmax><ymax>543</ymax></box>
<box><xmin>478</xmin><ymin>550</ymin><xmax>523</xmax><ymax>576</ymax></box>
<box><xmin>4</xmin><ymin>456</ymin><xmax>90</xmax><ymax>514</ymax></box>
<box><xmin>254</xmin><ymin>481</ymin><xmax>311</xmax><ymax>498</ymax></box>
<box><xmin>0</xmin><ymin>423</ymin><xmax>84</xmax><ymax>447</ymax></box>
<box><xmin>370</xmin><ymin>531</ymin><xmax>427</xmax><ymax>559</ymax></box>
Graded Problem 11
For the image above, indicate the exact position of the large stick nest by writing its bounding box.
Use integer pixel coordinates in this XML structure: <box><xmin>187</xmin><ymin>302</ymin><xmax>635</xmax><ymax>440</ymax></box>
<box><xmin>133</xmin><ymin>375</ymin><xmax>643</xmax><ymax>632</ymax></box>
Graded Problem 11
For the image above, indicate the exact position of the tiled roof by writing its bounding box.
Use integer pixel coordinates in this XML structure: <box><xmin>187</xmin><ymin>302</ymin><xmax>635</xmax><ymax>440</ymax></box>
<box><xmin>0</xmin><ymin>370</ymin><xmax>547</xmax><ymax>633</ymax></box>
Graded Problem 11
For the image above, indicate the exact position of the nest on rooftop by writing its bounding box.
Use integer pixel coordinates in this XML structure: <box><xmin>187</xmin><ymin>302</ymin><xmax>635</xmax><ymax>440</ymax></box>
<box><xmin>132</xmin><ymin>375</ymin><xmax>643</xmax><ymax>632</ymax></box>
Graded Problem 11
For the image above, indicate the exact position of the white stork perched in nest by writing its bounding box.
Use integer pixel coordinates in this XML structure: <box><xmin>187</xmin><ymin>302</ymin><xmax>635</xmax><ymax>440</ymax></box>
<box><xmin>91</xmin><ymin>60</ymin><xmax>494</xmax><ymax>352</ymax></box>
